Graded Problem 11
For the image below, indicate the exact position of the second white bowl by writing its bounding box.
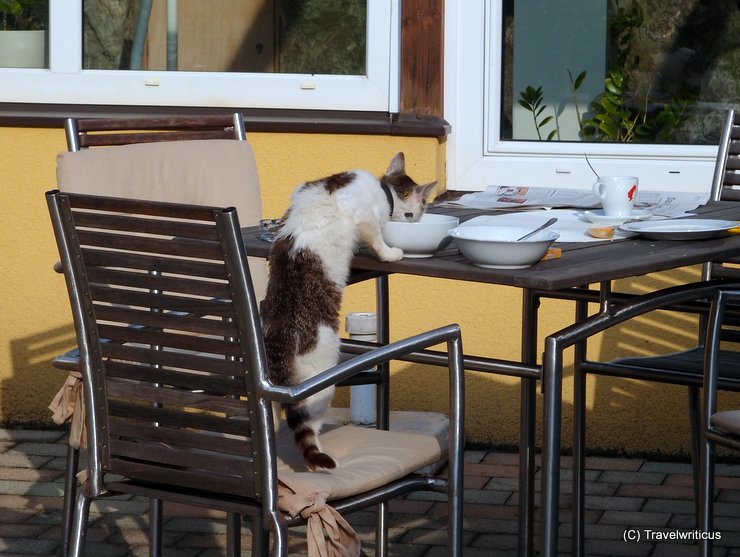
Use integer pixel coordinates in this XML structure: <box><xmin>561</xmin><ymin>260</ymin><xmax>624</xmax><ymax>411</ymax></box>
<box><xmin>449</xmin><ymin>225</ymin><xmax>559</xmax><ymax>269</ymax></box>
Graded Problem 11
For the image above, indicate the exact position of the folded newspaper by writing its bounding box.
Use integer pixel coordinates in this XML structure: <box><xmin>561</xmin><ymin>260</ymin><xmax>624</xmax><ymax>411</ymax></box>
<box><xmin>438</xmin><ymin>186</ymin><xmax>709</xmax><ymax>218</ymax></box>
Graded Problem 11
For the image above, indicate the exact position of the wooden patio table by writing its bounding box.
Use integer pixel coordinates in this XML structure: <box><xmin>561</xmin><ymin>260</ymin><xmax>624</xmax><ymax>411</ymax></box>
<box><xmin>242</xmin><ymin>199</ymin><xmax>740</xmax><ymax>557</ymax></box>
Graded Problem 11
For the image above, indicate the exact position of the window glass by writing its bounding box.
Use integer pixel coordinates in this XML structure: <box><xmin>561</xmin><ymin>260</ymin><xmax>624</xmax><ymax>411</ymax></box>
<box><xmin>83</xmin><ymin>0</ymin><xmax>367</xmax><ymax>76</ymax></box>
<box><xmin>0</xmin><ymin>0</ymin><xmax>48</xmax><ymax>68</ymax></box>
<box><xmin>0</xmin><ymin>0</ymin><xmax>390</xmax><ymax>110</ymax></box>
<box><xmin>501</xmin><ymin>0</ymin><xmax>740</xmax><ymax>146</ymax></box>
<box><xmin>446</xmin><ymin>1</ymin><xmax>737</xmax><ymax>191</ymax></box>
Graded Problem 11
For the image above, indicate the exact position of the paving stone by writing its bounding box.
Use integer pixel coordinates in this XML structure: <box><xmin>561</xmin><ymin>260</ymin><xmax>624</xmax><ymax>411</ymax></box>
<box><xmin>0</xmin><ymin>429</ymin><xmax>65</xmax><ymax>443</ymax></box>
<box><xmin>616</xmin><ymin>483</ymin><xmax>695</xmax><ymax>500</ymax></box>
<box><xmin>585</xmin><ymin>494</ymin><xmax>645</xmax><ymax>511</ymax></box>
<box><xmin>600</xmin><ymin>470</ymin><xmax>666</xmax><ymax>485</ymax></box>
<box><xmin>641</xmin><ymin>460</ymin><xmax>694</xmax><ymax>475</ymax></box>
<box><xmin>583</xmin><ymin>456</ymin><xmax>643</xmax><ymax>472</ymax></box>
<box><xmin>648</xmin><ymin>542</ymin><xmax>702</xmax><ymax>557</ymax></box>
<box><xmin>470</xmin><ymin>531</ymin><xmax>519</xmax><ymax>550</ymax></box>
<box><xmin>599</xmin><ymin>509</ymin><xmax>671</xmax><ymax>527</ymax></box>
<box><xmin>464</xmin><ymin>449</ymin><xmax>487</xmax><ymax>463</ymax></box>
<box><xmin>643</xmin><ymin>498</ymin><xmax>696</xmax><ymax>515</ymax></box>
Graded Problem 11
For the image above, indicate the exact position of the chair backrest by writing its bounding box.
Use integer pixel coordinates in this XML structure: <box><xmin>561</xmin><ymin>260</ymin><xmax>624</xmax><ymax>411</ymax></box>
<box><xmin>46</xmin><ymin>191</ymin><xmax>277</xmax><ymax>508</ymax></box>
<box><xmin>55</xmin><ymin>113</ymin><xmax>267</xmax><ymax>300</ymax></box>
<box><xmin>702</xmin><ymin>108</ymin><xmax>740</xmax><ymax>281</ymax></box>
<box><xmin>64</xmin><ymin>113</ymin><xmax>246</xmax><ymax>151</ymax></box>
<box><xmin>710</xmin><ymin>108</ymin><xmax>740</xmax><ymax>202</ymax></box>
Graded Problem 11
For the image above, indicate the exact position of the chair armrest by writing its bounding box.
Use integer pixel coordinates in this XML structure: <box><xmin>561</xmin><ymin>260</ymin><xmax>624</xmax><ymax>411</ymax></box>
<box><xmin>260</xmin><ymin>323</ymin><xmax>464</xmax><ymax>405</ymax></box>
<box><xmin>545</xmin><ymin>278</ymin><xmax>740</xmax><ymax>354</ymax></box>
<box><xmin>52</xmin><ymin>347</ymin><xmax>81</xmax><ymax>372</ymax></box>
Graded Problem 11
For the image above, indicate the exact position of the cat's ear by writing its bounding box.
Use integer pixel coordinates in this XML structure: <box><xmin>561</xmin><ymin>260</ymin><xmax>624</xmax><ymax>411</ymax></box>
<box><xmin>386</xmin><ymin>152</ymin><xmax>406</xmax><ymax>175</ymax></box>
<box><xmin>418</xmin><ymin>181</ymin><xmax>438</xmax><ymax>201</ymax></box>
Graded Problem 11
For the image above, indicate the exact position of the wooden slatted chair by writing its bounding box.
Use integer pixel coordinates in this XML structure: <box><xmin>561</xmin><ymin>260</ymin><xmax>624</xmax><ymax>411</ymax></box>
<box><xmin>46</xmin><ymin>191</ymin><xmax>465</xmax><ymax>557</ymax></box>
<box><xmin>50</xmin><ymin>113</ymin><xmax>265</xmax><ymax>556</ymax></box>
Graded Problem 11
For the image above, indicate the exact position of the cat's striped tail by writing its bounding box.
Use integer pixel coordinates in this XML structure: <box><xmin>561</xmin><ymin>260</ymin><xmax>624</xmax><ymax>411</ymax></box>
<box><xmin>285</xmin><ymin>405</ymin><xmax>337</xmax><ymax>470</ymax></box>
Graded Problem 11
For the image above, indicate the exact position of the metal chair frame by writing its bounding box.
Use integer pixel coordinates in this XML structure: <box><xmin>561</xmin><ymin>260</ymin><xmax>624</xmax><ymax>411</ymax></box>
<box><xmin>48</xmin><ymin>191</ymin><xmax>465</xmax><ymax>557</ymax></box>
<box><xmin>699</xmin><ymin>287</ymin><xmax>740</xmax><ymax>557</ymax></box>
<box><xmin>563</xmin><ymin>108</ymin><xmax>740</xmax><ymax>555</ymax></box>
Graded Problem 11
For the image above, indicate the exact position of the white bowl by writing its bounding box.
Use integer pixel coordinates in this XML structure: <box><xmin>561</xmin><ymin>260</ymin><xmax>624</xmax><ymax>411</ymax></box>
<box><xmin>382</xmin><ymin>213</ymin><xmax>460</xmax><ymax>258</ymax></box>
<box><xmin>449</xmin><ymin>225</ymin><xmax>559</xmax><ymax>269</ymax></box>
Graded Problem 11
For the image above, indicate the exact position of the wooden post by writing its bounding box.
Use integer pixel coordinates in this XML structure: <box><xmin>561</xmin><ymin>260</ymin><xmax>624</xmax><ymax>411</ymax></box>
<box><xmin>400</xmin><ymin>0</ymin><xmax>444</xmax><ymax>116</ymax></box>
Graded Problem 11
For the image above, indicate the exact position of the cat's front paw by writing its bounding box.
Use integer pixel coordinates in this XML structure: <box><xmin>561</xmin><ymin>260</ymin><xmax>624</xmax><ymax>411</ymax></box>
<box><xmin>378</xmin><ymin>246</ymin><xmax>404</xmax><ymax>262</ymax></box>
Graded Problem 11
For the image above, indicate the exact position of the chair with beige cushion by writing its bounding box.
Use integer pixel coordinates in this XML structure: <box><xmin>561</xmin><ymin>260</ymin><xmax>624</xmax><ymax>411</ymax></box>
<box><xmin>47</xmin><ymin>191</ymin><xmax>465</xmax><ymax>557</ymax></box>
<box><xmin>50</xmin><ymin>113</ymin><xmax>266</xmax><ymax>556</ymax></box>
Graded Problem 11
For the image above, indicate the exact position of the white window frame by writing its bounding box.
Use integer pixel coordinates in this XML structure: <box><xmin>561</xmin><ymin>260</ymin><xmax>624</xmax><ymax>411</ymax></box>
<box><xmin>445</xmin><ymin>0</ymin><xmax>719</xmax><ymax>192</ymax></box>
<box><xmin>1</xmin><ymin>0</ymin><xmax>400</xmax><ymax>112</ymax></box>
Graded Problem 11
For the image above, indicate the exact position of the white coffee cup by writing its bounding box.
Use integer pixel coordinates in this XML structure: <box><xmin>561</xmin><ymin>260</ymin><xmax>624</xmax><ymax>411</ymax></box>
<box><xmin>592</xmin><ymin>176</ymin><xmax>639</xmax><ymax>217</ymax></box>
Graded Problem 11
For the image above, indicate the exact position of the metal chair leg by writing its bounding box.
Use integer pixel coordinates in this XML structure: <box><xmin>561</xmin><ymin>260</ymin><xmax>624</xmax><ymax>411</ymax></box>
<box><xmin>149</xmin><ymin>498</ymin><xmax>163</xmax><ymax>557</ymax></box>
<box><xmin>688</xmin><ymin>384</ymin><xmax>702</xmax><ymax>525</ymax></box>
<box><xmin>61</xmin><ymin>442</ymin><xmax>80</xmax><ymax>557</ymax></box>
<box><xmin>248</xmin><ymin>515</ymin><xmax>270</xmax><ymax>557</ymax></box>
<box><xmin>68</xmin><ymin>487</ymin><xmax>91</xmax><ymax>557</ymax></box>
<box><xmin>271</xmin><ymin>522</ymin><xmax>288</xmax><ymax>557</ymax></box>
<box><xmin>699</xmin><ymin>436</ymin><xmax>716</xmax><ymax>557</ymax></box>
<box><xmin>572</xmin><ymin>365</ymin><xmax>587</xmax><ymax>557</ymax></box>
<box><xmin>375</xmin><ymin>500</ymin><xmax>389</xmax><ymax>557</ymax></box>
<box><xmin>226</xmin><ymin>512</ymin><xmax>241</xmax><ymax>557</ymax></box>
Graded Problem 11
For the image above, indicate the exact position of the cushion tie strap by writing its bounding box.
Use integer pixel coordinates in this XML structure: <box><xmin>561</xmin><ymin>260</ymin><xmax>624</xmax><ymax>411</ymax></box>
<box><xmin>278</xmin><ymin>477</ymin><xmax>360</xmax><ymax>557</ymax></box>
<box><xmin>48</xmin><ymin>371</ymin><xmax>87</xmax><ymax>449</ymax></box>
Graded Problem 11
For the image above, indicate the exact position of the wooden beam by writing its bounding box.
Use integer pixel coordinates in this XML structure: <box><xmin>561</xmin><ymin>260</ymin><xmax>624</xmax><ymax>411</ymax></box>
<box><xmin>400</xmin><ymin>0</ymin><xmax>444</xmax><ymax>116</ymax></box>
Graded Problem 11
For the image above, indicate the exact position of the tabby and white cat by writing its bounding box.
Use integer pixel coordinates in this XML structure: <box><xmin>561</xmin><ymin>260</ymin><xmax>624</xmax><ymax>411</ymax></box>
<box><xmin>260</xmin><ymin>152</ymin><xmax>436</xmax><ymax>470</ymax></box>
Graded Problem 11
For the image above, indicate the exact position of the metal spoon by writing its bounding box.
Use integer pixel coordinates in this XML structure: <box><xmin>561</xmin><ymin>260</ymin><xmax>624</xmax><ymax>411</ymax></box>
<box><xmin>517</xmin><ymin>217</ymin><xmax>558</xmax><ymax>241</ymax></box>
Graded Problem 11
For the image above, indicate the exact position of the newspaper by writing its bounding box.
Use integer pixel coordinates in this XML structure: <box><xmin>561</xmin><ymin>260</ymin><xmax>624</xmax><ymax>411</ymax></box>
<box><xmin>439</xmin><ymin>186</ymin><xmax>709</xmax><ymax>218</ymax></box>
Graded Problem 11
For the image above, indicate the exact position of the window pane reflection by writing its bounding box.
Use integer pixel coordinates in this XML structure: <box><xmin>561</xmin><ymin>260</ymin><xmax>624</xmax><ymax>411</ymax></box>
<box><xmin>501</xmin><ymin>0</ymin><xmax>740</xmax><ymax>145</ymax></box>
<box><xmin>0</xmin><ymin>0</ymin><xmax>48</xmax><ymax>68</ymax></box>
<box><xmin>83</xmin><ymin>0</ymin><xmax>367</xmax><ymax>75</ymax></box>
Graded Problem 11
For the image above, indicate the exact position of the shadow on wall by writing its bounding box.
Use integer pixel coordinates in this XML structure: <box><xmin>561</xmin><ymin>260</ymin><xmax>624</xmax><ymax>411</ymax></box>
<box><xmin>5</xmin><ymin>325</ymin><xmax>76</xmax><ymax>423</ymax></box>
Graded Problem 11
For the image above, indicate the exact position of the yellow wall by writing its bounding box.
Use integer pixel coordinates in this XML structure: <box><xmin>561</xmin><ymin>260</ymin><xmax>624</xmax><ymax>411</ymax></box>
<box><xmin>2</xmin><ymin>125</ymin><xmax>737</xmax><ymax>455</ymax></box>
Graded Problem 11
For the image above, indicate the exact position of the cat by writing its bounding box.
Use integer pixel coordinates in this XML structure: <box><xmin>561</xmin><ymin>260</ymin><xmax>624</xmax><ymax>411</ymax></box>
<box><xmin>260</xmin><ymin>152</ymin><xmax>437</xmax><ymax>470</ymax></box>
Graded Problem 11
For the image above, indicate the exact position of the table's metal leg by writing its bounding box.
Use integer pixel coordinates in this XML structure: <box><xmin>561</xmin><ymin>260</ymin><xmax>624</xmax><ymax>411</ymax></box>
<box><xmin>541</xmin><ymin>337</ymin><xmax>564</xmax><ymax>557</ymax></box>
<box><xmin>374</xmin><ymin>275</ymin><xmax>390</xmax><ymax>555</ymax></box>
<box><xmin>519</xmin><ymin>289</ymin><xmax>539</xmax><ymax>557</ymax></box>
<box><xmin>519</xmin><ymin>378</ymin><xmax>537</xmax><ymax>556</ymax></box>
<box><xmin>375</xmin><ymin>274</ymin><xmax>390</xmax><ymax>430</ymax></box>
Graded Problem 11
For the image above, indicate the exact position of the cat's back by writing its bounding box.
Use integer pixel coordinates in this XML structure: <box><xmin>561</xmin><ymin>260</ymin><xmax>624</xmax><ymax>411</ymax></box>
<box><xmin>289</xmin><ymin>169</ymin><xmax>382</xmax><ymax>218</ymax></box>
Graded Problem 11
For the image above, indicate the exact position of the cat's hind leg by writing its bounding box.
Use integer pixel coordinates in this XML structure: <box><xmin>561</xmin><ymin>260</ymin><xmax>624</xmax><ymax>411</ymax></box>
<box><xmin>285</xmin><ymin>394</ymin><xmax>336</xmax><ymax>470</ymax></box>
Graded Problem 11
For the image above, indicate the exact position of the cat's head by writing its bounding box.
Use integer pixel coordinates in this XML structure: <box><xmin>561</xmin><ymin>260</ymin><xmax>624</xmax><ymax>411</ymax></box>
<box><xmin>381</xmin><ymin>152</ymin><xmax>437</xmax><ymax>222</ymax></box>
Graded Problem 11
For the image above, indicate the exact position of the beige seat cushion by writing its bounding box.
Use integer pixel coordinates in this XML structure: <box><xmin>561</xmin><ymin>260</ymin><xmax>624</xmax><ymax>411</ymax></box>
<box><xmin>56</xmin><ymin>139</ymin><xmax>267</xmax><ymax>300</ymax></box>
<box><xmin>276</xmin><ymin>423</ymin><xmax>444</xmax><ymax>500</ymax></box>
<box><xmin>711</xmin><ymin>410</ymin><xmax>740</xmax><ymax>434</ymax></box>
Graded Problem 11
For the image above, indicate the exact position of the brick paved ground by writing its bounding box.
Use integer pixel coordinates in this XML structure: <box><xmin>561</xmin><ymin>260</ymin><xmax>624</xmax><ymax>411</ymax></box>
<box><xmin>1</xmin><ymin>427</ymin><xmax>740</xmax><ymax>556</ymax></box>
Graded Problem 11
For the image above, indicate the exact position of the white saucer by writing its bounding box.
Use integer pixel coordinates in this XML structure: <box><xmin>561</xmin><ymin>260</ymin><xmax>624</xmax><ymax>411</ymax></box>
<box><xmin>582</xmin><ymin>209</ymin><xmax>652</xmax><ymax>226</ymax></box>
